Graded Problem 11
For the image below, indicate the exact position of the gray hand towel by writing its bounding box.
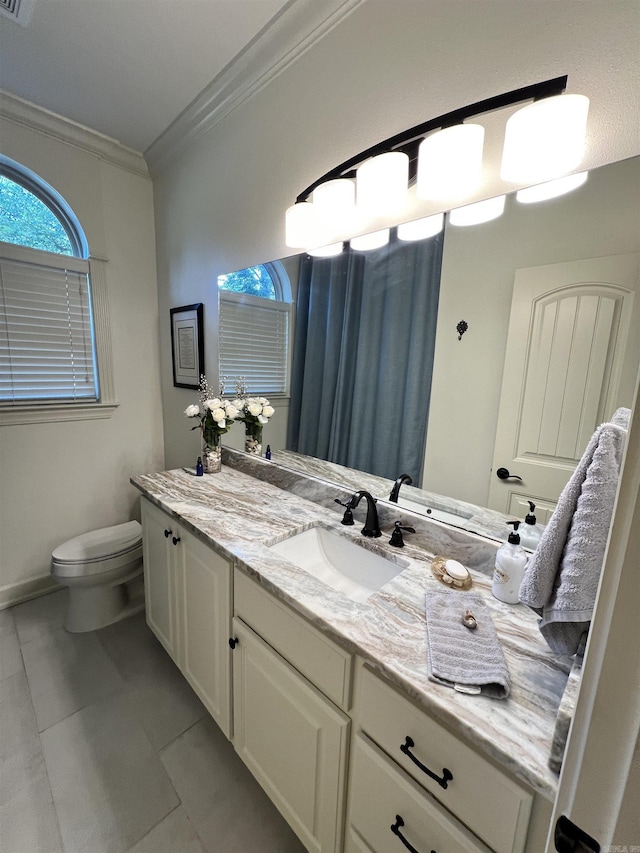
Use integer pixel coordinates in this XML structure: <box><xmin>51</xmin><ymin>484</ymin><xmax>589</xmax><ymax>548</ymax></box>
<box><xmin>425</xmin><ymin>590</ymin><xmax>511</xmax><ymax>699</ymax></box>
<box><xmin>519</xmin><ymin>416</ymin><xmax>628</xmax><ymax>655</ymax></box>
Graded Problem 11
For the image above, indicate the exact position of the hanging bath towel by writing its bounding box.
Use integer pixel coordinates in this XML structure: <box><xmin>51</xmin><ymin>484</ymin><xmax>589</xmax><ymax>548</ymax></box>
<box><xmin>519</xmin><ymin>409</ymin><xmax>630</xmax><ymax>655</ymax></box>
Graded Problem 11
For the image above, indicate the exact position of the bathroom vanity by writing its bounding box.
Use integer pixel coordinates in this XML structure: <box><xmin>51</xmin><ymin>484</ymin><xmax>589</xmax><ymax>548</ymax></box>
<box><xmin>132</xmin><ymin>465</ymin><xmax>569</xmax><ymax>853</ymax></box>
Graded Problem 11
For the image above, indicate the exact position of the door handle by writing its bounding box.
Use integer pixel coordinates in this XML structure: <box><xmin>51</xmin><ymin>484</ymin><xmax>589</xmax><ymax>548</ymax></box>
<box><xmin>496</xmin><ymin>467</ymin><xmax>523</xmax><ymax>482</ymax></box>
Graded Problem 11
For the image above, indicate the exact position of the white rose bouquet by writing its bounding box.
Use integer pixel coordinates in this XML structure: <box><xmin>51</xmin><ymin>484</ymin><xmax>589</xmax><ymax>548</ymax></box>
<box><xmin>184</xmin><ymin>376</ymin><xmax>239</xmax><ymax>460</ymax></box>
<box><xmin>233</xmin><ymin>393</ymin><xmax>275</xmax><ymax>454</ymax></box>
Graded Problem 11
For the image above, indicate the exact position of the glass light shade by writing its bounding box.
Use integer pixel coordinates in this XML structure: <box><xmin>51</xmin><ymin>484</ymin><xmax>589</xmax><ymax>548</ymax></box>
<box><xmin>397</xmin><ymin>213</ymin><xmax>444</xmax><ymax>241</ymax></box>
<box><xmin>449</xmin><ymin>195</ymin><xmax>506</xmax><ymax>226</ymax></box>
<box><xmin>350</xmin><ymin>228</ymin><xmax>390</xmax><ymax>251</ymax></box>
<box><xmin>307</xmin><ymin>242</ymin><xmax>344</xmax><ymax>258</ymax></box>
<box><xmin>356</xmin><ymin>152</ymin><xmax>409</xmax><ymax>215</ymax></box>
<box><xmin>285</xmin><ymin>201</ymin><xmax>329</xmax><ymax>249</ymax></box>
<box><xmin>312</xmin><ymin>179</ymin><xmax>357</xmax><ymax>238</ymax></box>
<box><xmin>500</xmin><ymin>94</ymin><xmax>590</xmax><ymax>184</ymax></box>
<box><xmin>416</xmin><ymin>124</ymin><xmax>484</xmax><ymax>200</ymax></box>
<box><xmin>516</xmin><ymin>171</ymin><xmax>588</xmax><ymax>204</ymax></box>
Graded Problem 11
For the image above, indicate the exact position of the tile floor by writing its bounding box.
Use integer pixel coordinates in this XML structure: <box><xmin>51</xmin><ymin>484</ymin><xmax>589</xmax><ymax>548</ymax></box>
<box><xmin>0</xmin><ymin>589</ymin><xmax>305</xmax><ymax>853</ymax></box>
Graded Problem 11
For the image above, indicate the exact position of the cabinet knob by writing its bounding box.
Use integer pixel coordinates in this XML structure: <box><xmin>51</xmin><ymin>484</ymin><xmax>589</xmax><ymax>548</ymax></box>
<box><xmin>164</xmin><ymin>529</ymin><xmax>172</xmax><ymax>538</ymax></box>
<box><xmin>228</xmin><ymin>637</ymin><xmax>238</xmax><ymax>649</ymax></box>
<box><xmin>400</xmin><ymin>736</ymin><xmax>453</xmax><ymax>789</ymax></box>
<box><xmin>172</xmin><ymin>536</ymin><xmax>180</xmax><ymax>546</ymax></box>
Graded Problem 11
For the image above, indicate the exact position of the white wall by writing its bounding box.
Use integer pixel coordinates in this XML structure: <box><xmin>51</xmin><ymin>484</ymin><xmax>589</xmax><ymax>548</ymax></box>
<box><xmin>152</xmin><ymin>0</ymin><xmax>640</xmax><ymax>472</ymax></box>
<box><xmin>424</xmin><ymin>156</ymin><xmax>640</xmax><ymax>506</ymax></box>
<box><xmin>0</xmin><ymin>109</ymin><xmax>164</xmax><ymax>605</ymax></box>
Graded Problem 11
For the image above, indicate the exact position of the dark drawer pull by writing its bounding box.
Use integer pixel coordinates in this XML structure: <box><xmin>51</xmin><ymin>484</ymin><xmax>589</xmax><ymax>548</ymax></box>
<box><xmin>400</xmin><ymin>737</ymin><xmax>453</xmax><ymax>789</ymax></box>
<box><xmin>172</xmin><ymin>536</ymin><xmax>181</xmax><ymax>546</ymax></box>
<box><xmin>164</xmin><ymin>529</ymin><xmax>172</xmax><ymax>538</ymax></box>
<box><xmin>390</xmin><ymin>815</ymin><xmax>436</xmax><ymax>853</ymax></box>
<box><xmin>229</xmin><ymin>637</ymin><xmax>238</xmax><ymax>649</ymax></box>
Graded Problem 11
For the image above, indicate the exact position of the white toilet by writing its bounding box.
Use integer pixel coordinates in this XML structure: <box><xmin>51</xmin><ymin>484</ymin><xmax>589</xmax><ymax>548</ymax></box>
<box><xmin>51</xmin><ymin>520</ymin><xmax>144</xmax><ymax>633</ymax></box>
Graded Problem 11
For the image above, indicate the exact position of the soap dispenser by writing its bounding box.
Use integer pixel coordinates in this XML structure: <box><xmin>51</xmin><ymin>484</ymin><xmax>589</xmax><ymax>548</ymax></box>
<box><xmin>492</xmin><ymin>521</ymin><xmax>528</xmax><ymax>604</ymax></box>
<box><xmin>518</xmin><ymin>501</ymin><xmax>544</xmax><ymax>550</ymax></box>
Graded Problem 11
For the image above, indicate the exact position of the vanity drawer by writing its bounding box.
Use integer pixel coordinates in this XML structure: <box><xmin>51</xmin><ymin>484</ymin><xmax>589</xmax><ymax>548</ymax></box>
<box><xmin>358</xmin><ymin>666</ymin><xmax>532</xmax><ymax>853</ymax></box>
<box><xmin>234</xmin><ymin>568</ymin><xmax>353</xmax><ymax>709</ymax></box>
<box><xmin>347</xmin><ymin>732</ymin><xmax>490</xmax><ymax>853</ymax></box>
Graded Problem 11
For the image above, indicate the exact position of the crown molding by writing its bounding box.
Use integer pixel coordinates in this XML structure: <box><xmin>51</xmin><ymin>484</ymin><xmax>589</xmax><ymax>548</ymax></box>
<box><xmin>144</xmin><ymin>0</ymin><xmax>366</xmax><ymax>176</ymax></box>
<box><xmin>0</xmin><ymin>90</ymin><xmax>149</xmax><ymax>179</ymax></box>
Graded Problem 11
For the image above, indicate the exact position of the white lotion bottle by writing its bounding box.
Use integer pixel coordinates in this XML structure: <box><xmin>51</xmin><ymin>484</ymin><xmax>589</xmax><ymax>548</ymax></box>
<box><xmin>518</xmin><ymin>501</ymin><xmax>544</xmax><ymax>550</ymax></box>
<box><xmin>492</xmin><ymin>521</ymin><xmax>528</xmax><ymax>604</ymax></box>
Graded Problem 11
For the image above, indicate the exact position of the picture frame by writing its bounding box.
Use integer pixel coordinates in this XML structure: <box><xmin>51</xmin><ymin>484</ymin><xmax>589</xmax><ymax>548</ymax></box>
<box><xmin>170</xmin><ymin>303</ymin><xmax>204</xmax><ymax>389</ymax></box>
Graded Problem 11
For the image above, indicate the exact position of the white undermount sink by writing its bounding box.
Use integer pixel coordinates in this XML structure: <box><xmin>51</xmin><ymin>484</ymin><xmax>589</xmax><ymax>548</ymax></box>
<box><xmin>268</xmin><ymin>525</ymin><xmax>408</xmax><ymax>603</ymax></box>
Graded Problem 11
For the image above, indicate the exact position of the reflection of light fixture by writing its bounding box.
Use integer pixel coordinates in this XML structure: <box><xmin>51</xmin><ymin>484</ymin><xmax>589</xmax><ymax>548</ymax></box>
<box><xmin>308</xmin><ymin>242</ymin><xmax>344</xmax><ymax>257</ymax></box>
<box><xmin>417</xmin><ymin>125</ymin><xmax>484</xmax><ymax>200</ymax></box>
<box><xmin>350</xmin><ymin>229</ymin><xmax>390</xmax><ymax>251</ymax></box>
<box><xmin>449</xmin><ymin>195</ymin><xmax>506</xmax><ymax>226</ymax></box>
<box><xmin>516</xmin><ymin>171</ymin><xmax>588</xmax><ymax>203</ymax></box>
<box><xmin>501</xmin><ymin>94</ymin><xmax>589</xmax><ymax>183</ymax></box>
<box><xmin>397</xmin><ymin>213</ymin><xmax>444</xmax><ymax>241</ymax></box>
<box><xmin>285</xmin><ymin>76</ymin><xmax>589</xmax><ymax>250</ymax></box>
<box><xmin>357</xmin><ymin>152</ymin><xmax>409</xmax><ymax>215</ymax></box>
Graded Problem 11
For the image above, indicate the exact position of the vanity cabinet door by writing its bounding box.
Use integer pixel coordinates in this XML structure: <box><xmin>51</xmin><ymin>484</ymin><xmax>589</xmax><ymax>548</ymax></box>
<box><xmin>140</xmin><ymin>497</ymin><xmax>233</xmax><ymax>738</ymax></box>
<box><xmin>140</xmin><ymin>498</ymin><xmax>179</xmax><ymax>663</ymax></box>
<box><xmin>232</xmin><ymin>616</ymin><xmax>350</xmax><ymax>853</ymax></box>
<box><xmin>176</xmin><ymin>529</ymin><xmax>232</xmax><ymax>738</ymax></box>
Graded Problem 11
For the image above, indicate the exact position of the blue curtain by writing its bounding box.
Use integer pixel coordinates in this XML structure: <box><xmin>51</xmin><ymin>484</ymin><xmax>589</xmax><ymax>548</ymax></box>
<box><xmin>287</xmin><ymin>232</ymin><xmax>443</xmax><ymax>485</ymax></box>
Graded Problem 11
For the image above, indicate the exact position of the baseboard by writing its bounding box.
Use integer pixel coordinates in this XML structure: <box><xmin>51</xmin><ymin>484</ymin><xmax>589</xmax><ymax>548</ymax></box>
<box><xmin>0</xmin><ymin>574</ymin><xmax>62</xmax><ymax>610</ymax></box>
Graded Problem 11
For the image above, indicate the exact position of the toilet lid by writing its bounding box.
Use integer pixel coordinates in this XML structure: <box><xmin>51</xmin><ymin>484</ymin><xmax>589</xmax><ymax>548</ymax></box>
<box><xmin>52</xmin><ymin>520</ymin><xmax>142</xmax><ymax>564</ymax></box>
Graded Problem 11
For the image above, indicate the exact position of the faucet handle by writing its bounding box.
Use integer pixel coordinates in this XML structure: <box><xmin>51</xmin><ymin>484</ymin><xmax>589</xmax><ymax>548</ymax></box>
<box><xmin>334</xmin><ymin>498</ymin><xmax>354</xmax><ymax>526</ymax></box>
<box><xmin>389</xmin><ymin>521</ymin><xmax>416</xmax><ymax>547</ymax></box>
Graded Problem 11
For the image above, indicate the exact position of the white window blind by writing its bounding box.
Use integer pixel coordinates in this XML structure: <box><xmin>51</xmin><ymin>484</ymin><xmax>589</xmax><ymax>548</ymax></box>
<box><xmin>0</xmin><ymin>245</ymin><xmax>98</xmax><ymax>403</ymax></box>
<box><xmin>219</xmin><ymin>291</ymin><xmax>291</xmax><ymax>395</ymax></box>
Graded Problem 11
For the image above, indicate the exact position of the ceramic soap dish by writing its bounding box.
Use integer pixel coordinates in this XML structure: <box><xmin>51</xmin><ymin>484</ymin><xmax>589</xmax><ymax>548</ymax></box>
<box><xmin>430</xmin><ymin>556</ymin><xmax>472</xmax><ymax>590</ymax></box>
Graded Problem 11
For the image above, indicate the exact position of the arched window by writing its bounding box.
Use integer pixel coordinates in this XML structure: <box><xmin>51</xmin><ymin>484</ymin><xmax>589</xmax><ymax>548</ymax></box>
<box><xmin>0</xmin><ymin>157</ymin><xmax>113</xmax><ymax>419</ymax></box>
<box><xmin>218</xmin><ymin>262</ymin><xmax>292</xmax><ymax>395</ymax></box>
<box><xmin>0</xmin><ymin>163</ymin><xmax>85</xmax><ymax>257</ymax></box>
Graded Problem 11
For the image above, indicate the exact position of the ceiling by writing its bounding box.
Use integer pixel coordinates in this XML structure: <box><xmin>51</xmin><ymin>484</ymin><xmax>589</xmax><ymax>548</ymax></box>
<box><xmin>0</xmin><ymin>0</ymin><xmax>291</xmax><ymax>153</ymax></box>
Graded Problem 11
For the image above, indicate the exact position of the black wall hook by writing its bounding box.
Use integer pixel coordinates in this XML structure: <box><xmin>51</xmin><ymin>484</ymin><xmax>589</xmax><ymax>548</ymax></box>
<box><xmin>456</xmin><ymin>320</ymin><xmax>468</xmax><ymax>340</ymax></box>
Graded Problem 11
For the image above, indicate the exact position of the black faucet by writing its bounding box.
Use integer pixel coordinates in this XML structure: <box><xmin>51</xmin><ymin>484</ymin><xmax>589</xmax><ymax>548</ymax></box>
<box><xmin>348</xmin><ymin>490</ymin><xmax>381</xmax><ymax>538</ymax></box>
<box><xmin>389</xmin><ymin>473</ymin><xmax>413</xmax><ymax>503</ymax></box>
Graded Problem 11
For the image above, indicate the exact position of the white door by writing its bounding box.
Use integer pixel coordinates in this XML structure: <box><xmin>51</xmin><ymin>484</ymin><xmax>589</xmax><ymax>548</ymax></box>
<box><xmin>488</xmin><ymin>253</ymin><xmax>640</xmax><ymax>518</ymax></box>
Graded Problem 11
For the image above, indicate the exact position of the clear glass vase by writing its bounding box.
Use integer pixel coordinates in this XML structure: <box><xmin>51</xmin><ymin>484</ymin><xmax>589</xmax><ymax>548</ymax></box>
<box><xmin>244</xmin><ymin>423</ymin><xmax>263</xmax><ymax>455</ymax></box>
<box><xmin>202</xmin><ymin>441</ymin><xmax>222</xmax><ymax>473</ymax></box>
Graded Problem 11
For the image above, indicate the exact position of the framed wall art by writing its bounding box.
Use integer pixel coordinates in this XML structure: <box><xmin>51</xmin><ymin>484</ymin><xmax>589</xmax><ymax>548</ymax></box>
<box><xmin>170</xmin><ymin>303</ymin><xmax>204</xmax><ymax>389</ymax></box>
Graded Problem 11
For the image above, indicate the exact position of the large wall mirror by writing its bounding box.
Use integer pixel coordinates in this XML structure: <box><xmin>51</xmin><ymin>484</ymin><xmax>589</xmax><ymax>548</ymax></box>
<box><xmin>219</xmin><ymin>156</ymin><xmax>639</xmax><ymax>535</ymax></box>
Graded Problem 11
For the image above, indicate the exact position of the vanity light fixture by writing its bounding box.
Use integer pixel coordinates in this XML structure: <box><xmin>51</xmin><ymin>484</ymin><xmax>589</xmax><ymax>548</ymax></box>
<box><xmin>285</xmin><ymin>76</ymin><xmax>590</xmax><ymax>251</ymax></box>
<box><xmin>416</xmin><ymin>124</ymin><xmax>485</xmax><ymax>200</ymax></box>
<box><xmin>313</xmin><ymin>178</ymin><xmax>357</xmax><ymax>233</ymax></box>
<box><xmin>500</xmin><ymin>94</ymin><xmax>590</xmax><ymax>184</ymax></box>
<box><xmin>516</xmin><ymin>171</ymin><xmax>588</xmax><ymax>204</ymax></box>
<box><xmin>356</xmin><ymin>151</ymin><xmax>409</xmax><ymax>216</ymax></box>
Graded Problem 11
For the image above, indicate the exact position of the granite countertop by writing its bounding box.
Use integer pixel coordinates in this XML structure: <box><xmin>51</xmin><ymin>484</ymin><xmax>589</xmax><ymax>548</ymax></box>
<box><xmin>131</xmin><ymin>466</ymin><xmax>570</xmax><ymax>802</ymax></box>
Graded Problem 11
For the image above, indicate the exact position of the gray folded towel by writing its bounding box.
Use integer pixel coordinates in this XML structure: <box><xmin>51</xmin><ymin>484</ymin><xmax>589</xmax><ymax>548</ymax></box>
<box><xmin>519</xmin><ymin>411</ymin><xmax>629</xmax><ymax>655</ymax></box>
<box><xmin>425</xmin><ymin>590</ymin><xmax>511</xmax><ymax>699</ymax></box>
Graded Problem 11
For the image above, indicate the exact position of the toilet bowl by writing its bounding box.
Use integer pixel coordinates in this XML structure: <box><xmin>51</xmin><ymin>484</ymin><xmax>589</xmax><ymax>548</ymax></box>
<box><xmin>51</xmin><ymin>520</ymin><xmax>144</xmax><ymax>633</ymax></box>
